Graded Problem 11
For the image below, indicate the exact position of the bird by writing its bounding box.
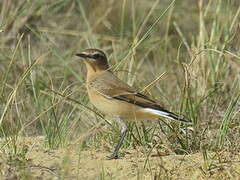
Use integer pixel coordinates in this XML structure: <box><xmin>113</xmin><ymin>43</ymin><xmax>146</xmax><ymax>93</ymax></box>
<box><xmin>76</xmin><ymin>48</ymin><xmax>189</xmax><ymax>160</ymax></box>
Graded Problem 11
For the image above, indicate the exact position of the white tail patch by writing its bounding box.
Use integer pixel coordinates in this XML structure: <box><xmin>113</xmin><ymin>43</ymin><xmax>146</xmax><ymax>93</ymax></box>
<box><xmin>143</xmin><ymin>108</ymin><xmax>190</xmax><ymax>123</ymax></box>
<box><xmin>143</xmin><ymin>108</ymin><xmax>176</xmax><ymax>121</ymax></box>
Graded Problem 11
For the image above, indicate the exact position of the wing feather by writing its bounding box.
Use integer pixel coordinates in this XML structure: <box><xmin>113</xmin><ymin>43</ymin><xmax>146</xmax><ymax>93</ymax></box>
<box><xmin>88</xmin><ymin>71</ymin><xmax>188</xmax><ymax>123</ymax></box>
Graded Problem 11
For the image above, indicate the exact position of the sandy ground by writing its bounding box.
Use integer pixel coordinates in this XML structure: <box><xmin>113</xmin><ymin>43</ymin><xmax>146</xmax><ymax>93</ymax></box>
<box><xmin>1</xmin><ymin>137</ymin><xmax>240</xmax><ymax>180</ymax></box>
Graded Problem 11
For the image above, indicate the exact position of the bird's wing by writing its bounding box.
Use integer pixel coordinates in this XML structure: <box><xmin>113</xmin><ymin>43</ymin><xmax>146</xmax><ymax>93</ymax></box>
<box><xmin>88</xmin><ymin>71</ymin><xmax>157</xmax><ymax>104</ymax></box>
<box><xmin>88</xmin><ymin>71</ymin><xmax>188</xmax><ymax>123</ymax></box>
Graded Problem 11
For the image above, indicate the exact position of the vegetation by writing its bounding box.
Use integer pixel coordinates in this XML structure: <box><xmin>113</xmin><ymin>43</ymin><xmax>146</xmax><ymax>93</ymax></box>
<box><xmin>0</xmin><ymin>0</ymin><xmax>239</xmax><ymax>179</ymax></box>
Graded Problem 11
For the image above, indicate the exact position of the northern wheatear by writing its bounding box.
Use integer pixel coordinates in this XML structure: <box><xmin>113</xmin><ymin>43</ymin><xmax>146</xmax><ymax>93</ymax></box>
<box><xmin>76</xmin><ymin>48</ymin><xmax>188</xmax><ymax>159</ymax></box>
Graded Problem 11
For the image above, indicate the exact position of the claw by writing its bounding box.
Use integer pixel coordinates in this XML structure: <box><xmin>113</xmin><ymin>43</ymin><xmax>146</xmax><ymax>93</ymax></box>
<box><xmin>106</xmin><ymin>154</ymin><xmax>119</xmax><ymax>160</ymax></box>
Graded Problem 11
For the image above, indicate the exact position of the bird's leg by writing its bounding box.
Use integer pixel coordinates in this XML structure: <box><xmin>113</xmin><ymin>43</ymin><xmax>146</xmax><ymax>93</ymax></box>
<box><xmin>107</xmin><ymin>117</ymin><xmax>128</xmax><ymax>160</ymax></box>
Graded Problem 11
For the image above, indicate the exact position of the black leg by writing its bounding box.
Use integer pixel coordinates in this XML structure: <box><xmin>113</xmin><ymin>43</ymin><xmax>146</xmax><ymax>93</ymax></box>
<box><xmin>107</xmin><ymin>117</ymin><xmax>127</xmax><ymax>160</ymax></box>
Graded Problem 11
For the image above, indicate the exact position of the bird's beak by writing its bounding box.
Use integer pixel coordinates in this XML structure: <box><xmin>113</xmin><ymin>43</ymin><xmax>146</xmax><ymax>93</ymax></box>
<box><xmin>76</xmin><ymin>53</ymin><xmax>89</xmax><ymax>59</ymax></box>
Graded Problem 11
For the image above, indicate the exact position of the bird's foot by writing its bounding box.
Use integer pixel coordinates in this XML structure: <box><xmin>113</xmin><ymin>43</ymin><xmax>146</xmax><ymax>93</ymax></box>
<box><xmin>106</xmin><ymin>153</ymin><xmax>119</xmax><ymax>160</ymax></box>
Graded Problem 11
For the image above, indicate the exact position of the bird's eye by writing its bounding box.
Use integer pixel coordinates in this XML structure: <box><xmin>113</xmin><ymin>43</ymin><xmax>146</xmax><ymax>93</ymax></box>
<box><xmin>92</xmin><ymin>53</ymin><xmax>101</xmax><ymax>59</ymax></box>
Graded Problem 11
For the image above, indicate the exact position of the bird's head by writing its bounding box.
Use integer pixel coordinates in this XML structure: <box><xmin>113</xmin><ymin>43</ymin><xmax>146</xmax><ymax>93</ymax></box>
<box><xmin>76</xmin><ymin>49</ymin><xmax>109</xmax><ymax>72</ymax></box>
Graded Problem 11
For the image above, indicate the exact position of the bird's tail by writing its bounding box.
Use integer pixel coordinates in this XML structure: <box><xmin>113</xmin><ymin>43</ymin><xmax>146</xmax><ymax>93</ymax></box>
<box><xmin>144</xmin><ymin>108</ymin><xmax>190</xmax><ymax>123</ymax></box>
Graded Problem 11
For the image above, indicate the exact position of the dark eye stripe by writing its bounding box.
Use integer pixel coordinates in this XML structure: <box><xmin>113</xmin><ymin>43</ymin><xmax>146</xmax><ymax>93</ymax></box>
<box><xmin>92</xmin><ymin>54</ymin><xmax>102</xmax><ymax>59</ymax></box>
